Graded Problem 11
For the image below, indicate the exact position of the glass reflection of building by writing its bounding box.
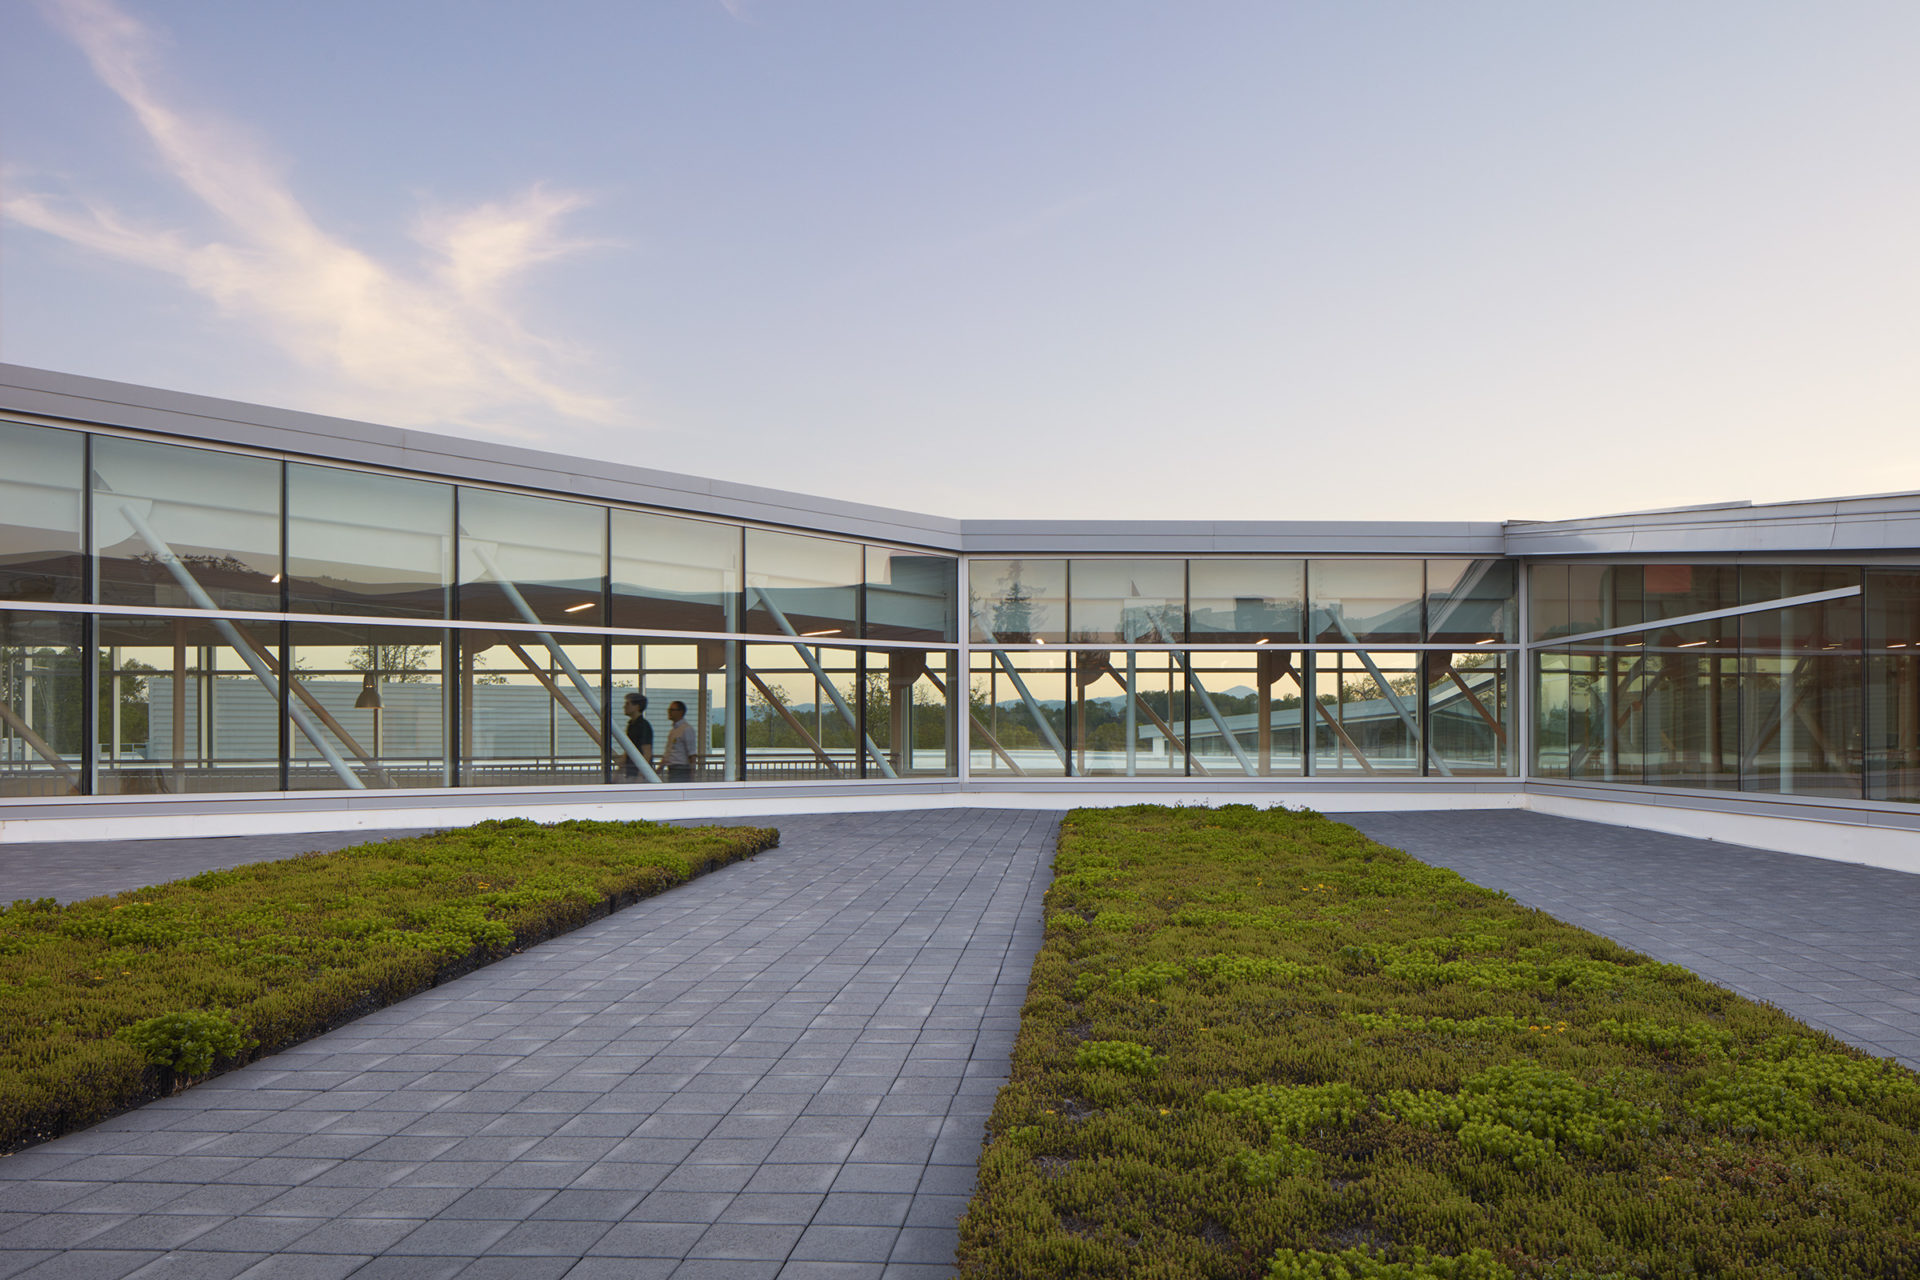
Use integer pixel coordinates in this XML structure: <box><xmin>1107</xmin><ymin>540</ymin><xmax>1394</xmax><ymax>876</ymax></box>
<box><xmin>4</xmin><ymin>366</ymin><xmax>1920</xmax><ymax>851</ymax></box>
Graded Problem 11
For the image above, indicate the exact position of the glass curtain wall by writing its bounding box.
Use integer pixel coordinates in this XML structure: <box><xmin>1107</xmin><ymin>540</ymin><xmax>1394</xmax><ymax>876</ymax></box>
<box><xmin>1531</xmin><ymin>562</ymin><xmax>1891</xmax><ymax>800</ymax></box>
<box><xmin>0</xmin><ymin>419</ymin><xmax>966</xmax><ymax>799</ymax></box>
<box><xmin>964</xmin><ymin>558</ymin><xmax>1518</xmax><ymax>778</ymax></box>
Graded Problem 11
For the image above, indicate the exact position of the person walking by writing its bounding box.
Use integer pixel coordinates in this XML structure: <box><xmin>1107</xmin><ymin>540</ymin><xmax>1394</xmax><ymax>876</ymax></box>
<box><xmin>621</xmin><ymin>693</ymin><xmax>654</xmax><ymax>781</ymax></box>
<box><xmin>661</xmin><ymin>699</ymin><xmax>698</xmax><ymax>782</ymax></box>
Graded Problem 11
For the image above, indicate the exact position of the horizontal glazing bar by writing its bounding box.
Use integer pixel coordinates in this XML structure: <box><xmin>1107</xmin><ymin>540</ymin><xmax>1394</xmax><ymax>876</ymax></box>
<box><xmin>970</xmin><ymin>641</ymin><xmax>1521</xmax><ymax>653</ymax></box>
<box><xmin>1546</xmin><ymin>585</ymin><xmax>1861</xmax><ymax>648</ymax></box>
<box><xmin>0</xmin><ymin>600</ymin><xmax>960</xmax><ymax>649</ymax></box>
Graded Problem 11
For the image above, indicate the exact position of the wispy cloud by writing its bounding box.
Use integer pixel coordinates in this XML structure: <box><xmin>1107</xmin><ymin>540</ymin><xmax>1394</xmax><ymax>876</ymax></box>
<box><xmin>4</xmin><ymin>0</ymin><xmax>620</xmax><ymax>433</ymax></box>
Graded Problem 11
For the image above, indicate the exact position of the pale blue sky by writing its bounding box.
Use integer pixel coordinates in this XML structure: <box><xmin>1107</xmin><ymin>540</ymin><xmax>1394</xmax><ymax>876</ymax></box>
<box><xmin>5</xmin><ymin>1</ymin><xmax>1918</xmax><ymax>520</ymax></box>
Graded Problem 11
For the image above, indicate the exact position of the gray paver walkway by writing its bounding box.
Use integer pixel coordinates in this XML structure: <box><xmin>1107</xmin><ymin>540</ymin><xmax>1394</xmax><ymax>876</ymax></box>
<box><xmin>0</xmin><ymin>809</ymin><xmax>1058</xmax><ymax>1279</ymax></box>
<box><xmin>1335</xmin><ymin>810</ymin><xmax>1920</xmax><ymax>1069</ymax></box>
<box><xmin>2</xmin><ymin>830</ymin><xmax>447</xmax><ymax>905</ymax></box>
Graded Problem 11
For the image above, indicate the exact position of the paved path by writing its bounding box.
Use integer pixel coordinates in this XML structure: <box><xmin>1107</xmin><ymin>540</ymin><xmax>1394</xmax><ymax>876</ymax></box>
<box><xmin>0</xmin><ymin>810</ymin><xmax>1058</xmax><ymax>1280</ymax></box>
<box><xmin>1335</xmin><ymin>811</ymin><xmax>1920</xmax><ymax>1069</ymax></box>
<box><xmin>2</xmin><ymin>831</ymin><xmax>448</xmax><ymax>905</ymax></box>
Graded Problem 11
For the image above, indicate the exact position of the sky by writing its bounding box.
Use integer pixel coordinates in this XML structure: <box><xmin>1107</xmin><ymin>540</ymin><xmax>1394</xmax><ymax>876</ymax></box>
<box><xmin>4</xmin><ymin>0</ymin><xmax>1919</xmax><ymax>522</ymax></box>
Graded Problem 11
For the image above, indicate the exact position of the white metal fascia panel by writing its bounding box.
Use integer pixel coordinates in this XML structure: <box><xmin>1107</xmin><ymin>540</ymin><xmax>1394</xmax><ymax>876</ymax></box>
<box><xmin>1504</xmin><ymin>492</ymin><xmax>1920</xmax><ymax>557</ymax></box>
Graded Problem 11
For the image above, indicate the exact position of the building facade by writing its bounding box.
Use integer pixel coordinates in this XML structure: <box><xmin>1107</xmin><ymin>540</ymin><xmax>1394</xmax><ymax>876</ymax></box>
<box><xmin>4</xmin><ymin>365</ymin><xmax>1918</xmax><ymax>868</ymax></box>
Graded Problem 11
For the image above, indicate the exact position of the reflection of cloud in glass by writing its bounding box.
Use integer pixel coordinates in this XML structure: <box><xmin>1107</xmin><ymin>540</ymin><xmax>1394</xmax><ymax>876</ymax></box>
<box><xmin>4</xmin><ymin>0</ymin><xmax>617</xmax><ymax>434</ymax></box>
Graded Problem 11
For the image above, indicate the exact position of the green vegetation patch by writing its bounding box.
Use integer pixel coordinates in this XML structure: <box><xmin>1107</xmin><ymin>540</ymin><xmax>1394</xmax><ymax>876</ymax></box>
<box><xmin>1</xmin><ymin>817</ymin><xmax>776</xmax><ymax>1151</ymax></box>
<box><xmin>958</xmin><ymin>805</ymin><xmax>1920</xmax><ymax>1279</ymax></box>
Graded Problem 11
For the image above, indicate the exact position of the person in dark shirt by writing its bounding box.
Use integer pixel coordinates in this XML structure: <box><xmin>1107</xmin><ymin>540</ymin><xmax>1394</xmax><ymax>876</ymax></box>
<box><xmin>621</xmin><ymin>692</ymin><xmax>654</xmax><ymax>780</ymax></box>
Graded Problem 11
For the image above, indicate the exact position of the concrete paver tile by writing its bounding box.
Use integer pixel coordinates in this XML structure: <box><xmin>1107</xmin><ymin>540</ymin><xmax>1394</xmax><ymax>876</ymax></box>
<box><xmin>791</xmin><ymin>1224</ymin><xmax>901</xmax><ymax>1263</ymax></box>
<box><xmin>582</xmin><ymin>1221</ymin><xmax>708</xmax><ymax>1258</ymax></box>
<box><xmin>555</xmin><ymin>1260</ymin><xmax>678</xmax><ymax>1280</ymax></box>
<box><xmin>889</xmin><ymin>1226</ymin><xmax>960</xmax><ymax>1264</ymax></box>
<box><xmin>122</xmin><ymin>1251</ymin><xmax>273</xmax><ymax>1280</ymax></box>
<box><xmin>449</xmin><ymin>1260</ymin><xmax>576</xmax><ymax>1280</ymax></box>
<box><xmin>333</xmin><ymin>1259</ymin><xmax>463</xmax><ymax>1280</ymax></box>
<box><xmin>384</xmin><ymin>1219</ymin><xmax>517</xmax><ymax>1257</ymax></box>
<box><xmin>14</xmin><ymin>1251</ymin><xmax>164</xmax><ymax>1280</ymax></box>
<box><xmin>815</xmin><ymin>1192</ymin><xmax>914</xmax><ymax>1227</ymax></box>
<box><xmin>670</xmin><ymin>1261</ymin><xmax>782</xmax><ymax>1280</ymax></box>
<box><xmin>0</xmin><ymin>1210</ymin><xmax>135</xmax><ymax>1249</ymax></box>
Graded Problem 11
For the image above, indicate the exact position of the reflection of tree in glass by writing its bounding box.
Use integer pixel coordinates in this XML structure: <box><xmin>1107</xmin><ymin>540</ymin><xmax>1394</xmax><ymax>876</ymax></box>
<box><xmin>988</xmin><ymin>564</ymin><xmax>1047</xmax><ymax>641</ymax></box>
<box><xmin>1</xmin><ymin>647</ymin><xmax>150</xmax><ymax>752</ymax></box>
<box><xmin>349</xmin><ymin>644</ymin><xmax>436</xmax><ymax>683</ymax></box>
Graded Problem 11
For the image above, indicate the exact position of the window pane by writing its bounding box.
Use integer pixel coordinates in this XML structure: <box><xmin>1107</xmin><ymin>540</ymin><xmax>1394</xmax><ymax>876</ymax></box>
<box><xmin>744</xmin><ymin>529</ymin><xmax>861</xmax><ymax>639</ymax></box>
<box><xmin>285</xmin><ymin>623</ymin><xmax>450</xmax><ymax>790</ymax></box>
<box><xmin>969</xmin><ymin>559</ymin><xmax>1066</xmax><ymax>644</ymax></box>
<box><xmin>96</xmin><ymin>613</ymin><xmax>283</xmax><ymax>794</ymax></box>
<box><xmin>1068</xmin><ymin>559</ymin><xmax>1184</xmax><ymax>644</ymax></box>
<box><xmin>0</xmin><ymin>422</ymin><xmax>85</xmax><ymax>604</ymax></box>
<box><xmin>1426</xmin><ymin>559</ymin><xmax>1516</xmax><ymax>644</ymax></box>
<box><xmin>1642</xmin><ymin>647</ymin><xmax>1739</xmax><ymax>790</ymax></box>
<box><xmin>1741</xmin><ymin>654</ymin><xmax>1860</xmax><ymax>799</ymax></box>
<box><xmin>742</xmin><ymin>642</ymin><xmax>865</xmax><ymax>780</ymax></box>
<box><xmin>1308</xmin><ymin>560</ymin><xmax>1422</xmax><ymax>645</ymax></box>
<box><xmin>867</xmin><ymin>649</ymin><xmax>956</xmax><ymax>777</ymax></box>
<box><xmin>1181</xmin><ymin>649</ymin><xmax>1307</xmax><ymax>777</ymax></box>
<box><xmin>1557</xmin><ymin>649</ymin><xmax>1638</xmax><ymax>782</ymax></box>
<box><xmin>1426</xmin><ymin>651</ymin><xmax>1513</xmax><ymax>776</ymax></box>
<box><xmin>0</xmin><ymin>611</ymin><xmax>85</xmax><ymax>796</ymax></box>
<box><xmin>459</xmin><ymin>632</ymin><xmax>606</xmax><ymax>786</ymax></box>
<box><xmin>1595</xmin><ymin>644</ymin><xmax>1651</xmax><ymax>782</ymax></box>
<box><xmin>287</xmin><ymin>465</ymin><xmax>452</xmax><ymax>619</ymax></box>
<box><xmin>1073</xmin><ymin>650</ymin><xmax>1185</xmax><ymax>776</ymax></box>
<box><xmin>93</xmin><ymin>438</ymin><xmax>281</xmax><ymax>612</ymax></box>
<box><xmin>610</xmin><ymin>511</ymin><xmax>740</xmax><ymax>634</ymax></box>
<box><xmin>1866</xmin><ymin>570</ymin><xmax>1920</xmax><ymax>802</ymax></box>
<box><xmin>1308</xmin><ymin>650</ymin><xmax>1423</xmax><ymax>776</ymax></box>
<box><xmin>1642</xmin><ymin>563</ymin><xmax>1734</xmax><ymax>622</ymax></box>
<box><xmin>1533</xmin><ymin>650</ymin><xmax>1571</xmax><ymax>777</ymax></box>
<box><xmin>458</xmin><ymin>490</ymin><xmax>606</xmax><ymax>627</ymax></box>
<box><xmin>1187</xmin><ymin>560</ymin><xmax>1303</xmax><ymax>644</ymax></box>
<box><xmin>1568</xmin><ymin>563</ymin><xmax>1642</xmax><ymax>636</ymax></box>
<box><xmin>609</xmin><ymin>640</ymin><xmax>735</xmax><ymax>783</ymax></box>
<box><xmin>968</xmin><ymin>649</ymin><xmax>1070</xmax><ymax>777</ymax></box>
<box><xmin>865</xmin><ymin>549</ymin><xmax>958</xmax><ymax>643</ymax></box>
<box><xmin>1530</xmin><ymin>564</ymin><xmax>1571</xmax><ymax>642</ymax></box>
<box><xmin>1740</xmin><ymin>566</ymin><xmax>1862</xmax><ymax>651</ymax></box>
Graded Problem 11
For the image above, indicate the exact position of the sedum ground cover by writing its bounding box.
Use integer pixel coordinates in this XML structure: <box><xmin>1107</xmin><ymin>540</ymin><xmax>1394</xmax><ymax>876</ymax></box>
<box><xmin>0</xmin><ymin>817</ymin><xmax>776</xmax><ymax>1151</ymax></box>
<box><xmin>959</xmin><ymin>806</ymin><xmax>1920</xmax><ymax>1279</ymax></box>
